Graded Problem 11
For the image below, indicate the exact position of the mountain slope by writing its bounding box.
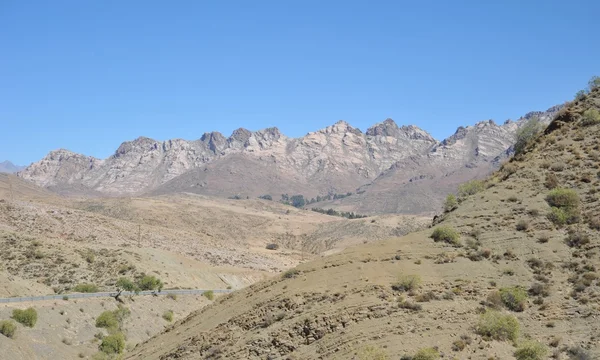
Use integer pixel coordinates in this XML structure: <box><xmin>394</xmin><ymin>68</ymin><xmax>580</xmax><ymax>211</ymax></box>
<box><xmin>128</xmin><ymin>89</ymin><xmax>600</xmax><ymax>359</ymax></box>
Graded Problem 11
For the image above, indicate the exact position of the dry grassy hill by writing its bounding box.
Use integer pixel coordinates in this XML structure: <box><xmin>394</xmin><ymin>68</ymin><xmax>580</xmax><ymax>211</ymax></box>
<box><xmin>0</xmin><ymin>171</ymin><xmax>430</xmax><ymax>359</ymax></box>
<box><xmin>128</xmin><ymin>87</ymin><xmax>600</xmax><ymax>359</ymax></box>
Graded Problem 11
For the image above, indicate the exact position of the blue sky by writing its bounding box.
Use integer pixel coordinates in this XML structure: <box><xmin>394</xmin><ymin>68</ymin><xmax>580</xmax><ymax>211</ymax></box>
<box><xmin>1</xmin><ymin>0</ymin><xmax>598</xmax><ymax>165</ymax></box>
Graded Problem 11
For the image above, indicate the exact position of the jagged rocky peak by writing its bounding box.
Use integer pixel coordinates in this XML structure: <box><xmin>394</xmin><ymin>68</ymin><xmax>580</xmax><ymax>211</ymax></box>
<box><xmin>114</xmin><ymin>136</ymin><xmax>159</xmax><ymax>157</ymax></box>
<box><xmin>442</xmin><ymin>126</ymin><xmax>469</xmax><ymax>146</ymax></box>
<box><xmin>255</xmin><ymin>127</ymin><xmax>282</xmax><ymax>140</ymax></box>
<box><xmin>200</xmin><ymin>131</ymin><xmax>226</xmax><ymax>143</ymax></box>
<box><xmin>199</xmin><ymin>131</ymin><xmax>227</xmax><ymax>152</ymax></box>
<box><xmin>229</xmin><ymin>128</ymin><xmax>252</xmax><ymax>142</ymax></box>
<box><xmin>318</xmin><ymin>120</ymin><xmax>362</xmax><ymax>135</ymax></box>
<box><xmin>399</xmin><ymin>124</ymin><xmax>436</xmax><ymax>142</ymax></box>
<box><xmin>366</xmin><ymin>118</ymin><xmax>399</xmax><ymax>136</ymax></box>
<box><xmin>45</xmin><ymin>148</ymin><xmax>93</xmax><ymax>161</ymax></box>
<box><xmin>367</xmin><ymin>119</ymin><xmax>436</xmax><ymax>142</ymax></box>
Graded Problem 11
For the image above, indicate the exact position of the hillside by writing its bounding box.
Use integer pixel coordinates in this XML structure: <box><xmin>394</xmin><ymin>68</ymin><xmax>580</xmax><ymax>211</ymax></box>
<box><xmin>0</xmin><ymin>174</ymin><xmax>428</xmax><ymax>291</ymax></box>
<box><xmin>128</xmin><ymin>88</ymin><xmax>600</xmax><ymax>359</ymax></box>
<box><xmin>0</xmin><ymin>172</ymin><xmax>430</xmax><ymax>359</ymax></box>
<box><xmin>19</xmin><ymin>108</ymin><xmax>560</xmax><ymax>215</ymax></box>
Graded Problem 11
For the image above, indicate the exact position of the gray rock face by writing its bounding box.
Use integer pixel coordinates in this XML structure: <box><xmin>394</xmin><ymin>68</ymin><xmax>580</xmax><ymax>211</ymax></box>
<box><xmin>19</xmin><ymin>105</ymin><xmax>562</xmax><ymax>213</ymax></box>
<box><xmin>327</xmin><ymin>105</ymin><xmax>563</xmax><ymax>214</ymax></box>
<box><xmin>0</xmin><ymin>161</ymin><xmax>25</xmax><ymax>174</ymax></box>
<box><xmin>19</xmin><ymin>118</ymin><xmax>437</xmax><ymax>196</ymax></box>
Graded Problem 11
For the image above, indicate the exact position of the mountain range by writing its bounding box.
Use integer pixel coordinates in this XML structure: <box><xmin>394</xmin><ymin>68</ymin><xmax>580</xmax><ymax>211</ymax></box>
<box><xmin>18</xmin><ymin>105</ymin><xmax>562</xmax><ymax>214</ymax></box>
<box><xmin>0</xmin><ymin>161</ymin><xmax>25</xmax><ymax>174</ymax></box>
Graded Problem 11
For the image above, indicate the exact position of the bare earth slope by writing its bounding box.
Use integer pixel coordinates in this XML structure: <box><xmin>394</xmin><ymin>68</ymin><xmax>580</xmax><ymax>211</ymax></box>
<box><xmin>129</xmin><ymin>91</ymin><xmax>599</xmax><ymax>359</ymax></box>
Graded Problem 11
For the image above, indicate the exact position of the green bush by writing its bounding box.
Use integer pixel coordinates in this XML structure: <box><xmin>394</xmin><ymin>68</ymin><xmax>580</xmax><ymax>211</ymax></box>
<box><xmin>581</xmin><ymin>108</ymin><xmax>600</xmax><ymax>126</ymax></box>
<box><xmin>203</xmin><ymin>290</ymin><xmax>214</xmax><ymax>301</ymax></box>
<box><xmin>95</xmin><ymin>311</ymin><xmax>118</xmax><ymax>330</ymax></box>
<box><xmin>0</xmin><ymin>320</ymin><xmax>16</xmax><ymax>338</ymax></box>
<box><xmin>514</xmin><ymin>340</ymin><xmax>548</xmax><ymax>360</ymax></box>
<box><xmin>431</xmin><ymin>226</ymin><xmax>461</xmax><ymax>246</ymax></box>
<box><xmin>413</xmin><ymin>347</ymin><xmax>440</xmax><ymax>360</ymax></box>
<box><xmin>73</xmin><ymin>283</ymin><xmax>99</xmax><ymax>293</ymax></box>
<box><xmin>514</xmin><ymin>117</ymin><xmax>543</xmax><ymax>155</ymax></box>
<box><xmin>547</xmin><ymin>206</ymin><xmax>580</xmax><ymax>227</ymax></box>
<box><xmin>546</xmin><ymin>188</ymin><xmax>580</xmax><ymax>226</ymax></box>
<box><xmin>476</xmin><ymin>310</ymin><xmax>520</xmax><ymax>341</ymax></box>
<box><xmin>546</xmin><ymin>188</ymin><xmax>580</xmax><ymax>208</ymax></box>
<box><xmin>392</xmin><ymin>275</ymin><xmax>421</xmax><ymax>292</ymax></box>
<box><xmin>99</xmin><ymin>332</ymin><xmax>125</xmax><ymax>355</ymax></box>
<box><xmin>282</xmin><ymin>269</ymin><xmax>300</xmax><ymax>279</ymax></box>
<box><xmin>443</xmin><ymin>194</ymin><xmax>458</xmax><ymax>212</ymax></box>
<box><xmin>500</xmin><ymin>286</ymin><xmax>528</xmax><ymax>312</ymax></box>
<box><xmin>162</xmin><ymin>310</ymin><xmax>174</xmax><ymax>322</ymax></box>
<box><xmin>12</xmin><ymin>308</ymin><xmax>37</xmax><ymax>328</ymax></box>
<box><xmin>457</xmin><ymin>180</ymin><xmax>485</xmax><ymax>199</ymax></box>
<box><xmin>115</xmin><ymin>277</ymin><xmax>139</xmax><ymax>293</ymax></box>
<box><xmin>137</xmin><ymin>275</ymin><xmax>163</xmax><ymax>291</ymax></box>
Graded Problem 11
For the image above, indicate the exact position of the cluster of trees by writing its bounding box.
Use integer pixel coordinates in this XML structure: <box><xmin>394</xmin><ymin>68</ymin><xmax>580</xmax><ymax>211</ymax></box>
<box><xmin>261</xmin><ymin>192</ymin><xmax>355</xmax><ymax>208</ymax></box>
<box><xmin>311</xmin><ymin>208</ymin><xmax>368</xmax><ymax>219</ymax></box>
<box><xmin>114</xmin><ymin>275</ymin><xmax>163</xmax><ymax>301</ymax></box>
<box><xmin>307</xmin><ymin>192</ymin><xmax>353</xmax><ymax>203</ymax></box>
<box><xmin>280</xmin><ymin>194</ymin><xmax>307</xmax><ymax>208</ymax></box>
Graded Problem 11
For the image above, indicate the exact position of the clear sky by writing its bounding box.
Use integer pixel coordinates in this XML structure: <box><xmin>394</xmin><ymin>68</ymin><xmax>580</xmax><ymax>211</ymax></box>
<box><xmin>1</xmin><ymin>0</ymin><xmax>598</xmax><ymax>165</ymax></box>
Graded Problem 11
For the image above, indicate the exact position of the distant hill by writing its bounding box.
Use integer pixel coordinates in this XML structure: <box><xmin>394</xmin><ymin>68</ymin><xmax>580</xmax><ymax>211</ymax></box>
<box><xmin>19</xmin><ymin>107</ymin><xmax>561</xmax><ymax>214</ymax></box>
<box><xmin>0</xmin><ymin>160</ymin><xmax>25</xmax><ymax>173</ymax></box>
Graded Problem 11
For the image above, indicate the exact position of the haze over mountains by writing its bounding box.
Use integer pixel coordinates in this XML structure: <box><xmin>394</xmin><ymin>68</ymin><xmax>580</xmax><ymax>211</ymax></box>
<box><xmin>19</xmin><ymin>106</ymin><xmax>561</xmax><ymax>214</ymax></box>
<box><xmin>0</xmin><ymin>161</ymin><xmax>25</xmax><ymax>174</ymax></box>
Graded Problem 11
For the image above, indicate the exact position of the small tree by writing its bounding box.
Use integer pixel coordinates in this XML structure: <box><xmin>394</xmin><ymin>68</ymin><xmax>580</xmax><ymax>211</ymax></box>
<box><xmin>514</xmin><ymin>116</ymin><xmax>543</xmax><ymax>155</ymax></box>
<box><xmin>290</xmin><ymin>195</ymin><xmax>305</xmax><ymax>208</ymax></box>
<box><xmin>137</xmin><ymin>275</ymin><xmax>163</xmax><ymax>291</ymax></box>
<box><xmin>114</xmin><ymin>277</ymin><xmax>139</xmax><ymax>301</ymax></box>
<box><xmin>443</xmin><ymin>194</ymin><xmax>458</xmax><ymax>212</ymax></box>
